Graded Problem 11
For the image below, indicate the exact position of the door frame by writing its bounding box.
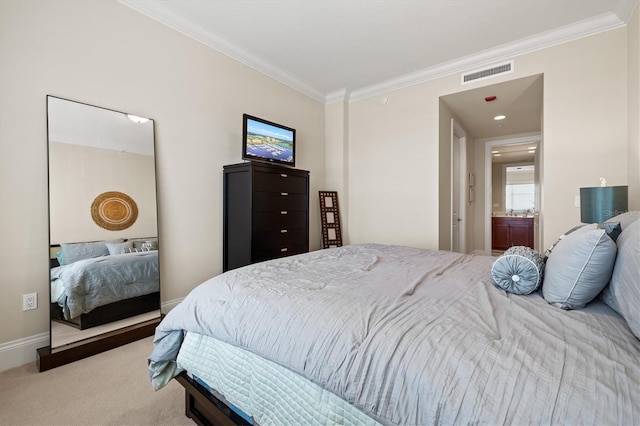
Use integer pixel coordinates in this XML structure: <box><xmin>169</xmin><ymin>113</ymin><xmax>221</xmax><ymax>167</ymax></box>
<box><xmin>451</xmin><ymin>119</ymin><xmax>467</xmax><ymax>252</ymax></box>
<box><xmin>484</xmin><ymin>134</ymin><xmax>541</xmax><ymax>254</ymax></box>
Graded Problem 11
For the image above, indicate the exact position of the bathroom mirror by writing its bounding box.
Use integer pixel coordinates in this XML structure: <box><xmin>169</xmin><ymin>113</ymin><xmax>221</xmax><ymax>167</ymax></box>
<box><xmin>38</xmin><ymin>96</ymin><xmax>160</xmax><ymax>370</ymax></box>
<box><xmin>505</xmin><ymin>164</ymin><xmax>535</xmax><ymax>213</ymax></box>
<box><xmin>491</xmin><ymin>142</ymin><xmax>538</xmax><ymax>215</ymax></box>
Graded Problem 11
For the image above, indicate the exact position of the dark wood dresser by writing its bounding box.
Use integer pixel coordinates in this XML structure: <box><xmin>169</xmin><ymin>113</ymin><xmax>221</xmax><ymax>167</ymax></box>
<box><xmin>223</xmin><ymin>162</ymin><xmax>309</xmax><ymax>271</ymax></box>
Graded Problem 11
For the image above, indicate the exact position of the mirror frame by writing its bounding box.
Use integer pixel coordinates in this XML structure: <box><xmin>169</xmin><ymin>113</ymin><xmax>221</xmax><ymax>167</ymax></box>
<box><xmin>37</xmin><ymin>96</ymin><xmax>161</xmax><ymax>371</ymax></box>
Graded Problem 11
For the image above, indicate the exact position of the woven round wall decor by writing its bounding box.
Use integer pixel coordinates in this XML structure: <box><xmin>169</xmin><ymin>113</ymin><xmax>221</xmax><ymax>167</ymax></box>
<box><xmin>90</xmin><ymin>191</ymin><xmax>138</xmax><ymax>231</ymax></box>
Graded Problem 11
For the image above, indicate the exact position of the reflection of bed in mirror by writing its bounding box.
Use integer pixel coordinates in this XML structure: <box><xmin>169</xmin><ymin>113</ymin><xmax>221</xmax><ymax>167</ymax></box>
<box><xmin>37</xmin><ymin>95</ymin><xmax>161</xmax><ymax>371</ymax></box>
<box><xmin>49</xmin><ymin>240</ymin><xmax>160</xmax><ymax>330</ymax></box>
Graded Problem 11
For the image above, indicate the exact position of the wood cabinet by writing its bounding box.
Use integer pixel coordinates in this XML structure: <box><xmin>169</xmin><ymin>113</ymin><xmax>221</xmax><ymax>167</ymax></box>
<box><xmin>492</xmin><ymin>216</ymin><xmax>534</xmax><ymax>250</ymax></box>
<box><xmin>223</xmin><ymin>162</ymin><xmax>309</xmax><ymax>271</ymax></box>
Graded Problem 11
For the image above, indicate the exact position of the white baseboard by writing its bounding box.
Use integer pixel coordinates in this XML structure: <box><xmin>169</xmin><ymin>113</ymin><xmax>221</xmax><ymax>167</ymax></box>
<box><xmin>0</xmin><ymin>332</ymin><xmax>49</xmax><ymax>372</ymax></box>
<box><xmin>161</xmin><ymin>297</ymin><xmax>183</xmax><ymax>314</ymax></box>
<box><xmin>0</xmin><ymin>297</ymin><xmax>184</xmax><ymax>372</ymax></box>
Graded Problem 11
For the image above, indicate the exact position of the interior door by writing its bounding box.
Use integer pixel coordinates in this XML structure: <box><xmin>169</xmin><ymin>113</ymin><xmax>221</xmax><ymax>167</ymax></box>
<box><xmin>452</xmin><ymin>132</ymin><xmax>461</xmax><ymax>252</ymax></box>
<box><xmin>451</xmin><ymin>119</ymin><xmax>467</xmax><ymax>253</ymax></box>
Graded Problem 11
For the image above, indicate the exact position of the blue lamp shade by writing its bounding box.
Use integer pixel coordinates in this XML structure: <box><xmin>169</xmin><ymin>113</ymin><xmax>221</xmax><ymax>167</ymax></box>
<box><xmin>580</xmin><ymin>186</ymin><xmax>628</xmax><ymax>223</ymax></box>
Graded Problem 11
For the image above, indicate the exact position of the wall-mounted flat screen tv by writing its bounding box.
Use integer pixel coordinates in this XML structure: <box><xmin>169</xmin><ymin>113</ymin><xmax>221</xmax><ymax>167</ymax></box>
<box><xmin>242</xmin><ymin>114</ymin><xmax>296</xmax><ymax>167</ymax></box>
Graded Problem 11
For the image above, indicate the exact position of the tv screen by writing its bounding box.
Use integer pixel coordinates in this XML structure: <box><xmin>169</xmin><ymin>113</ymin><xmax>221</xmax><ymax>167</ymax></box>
<box><xmin>242</xmin><ymin>114</ymin><xmax>295</xmax><ymax>167</ymax></box>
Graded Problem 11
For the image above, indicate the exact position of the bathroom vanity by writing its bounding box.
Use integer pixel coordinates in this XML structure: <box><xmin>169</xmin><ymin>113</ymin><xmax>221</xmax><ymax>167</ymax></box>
<box><xmin>492</xmin><ymin>216</ymin><xmax>534</xmax><ymax>250</ymax></box>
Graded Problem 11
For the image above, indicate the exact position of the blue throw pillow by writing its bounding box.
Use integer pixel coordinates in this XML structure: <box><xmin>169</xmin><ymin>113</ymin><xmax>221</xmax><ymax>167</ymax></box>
<box><xmin>542</xmin><ymin>224</ymin><xmax>617</xmax><ymax>309</ymax></box>
<box><xmin>492</xmin><ymin>246</ymin><xmax>545</xmax><ymax>295</ymax></box>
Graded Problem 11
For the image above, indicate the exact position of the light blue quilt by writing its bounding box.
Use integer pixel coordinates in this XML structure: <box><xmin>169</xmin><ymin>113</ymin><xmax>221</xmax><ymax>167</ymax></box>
<box><xmin>51</xmin><ymin>251</ymin><xmax>159</xmax><ymax>319</ymax></box>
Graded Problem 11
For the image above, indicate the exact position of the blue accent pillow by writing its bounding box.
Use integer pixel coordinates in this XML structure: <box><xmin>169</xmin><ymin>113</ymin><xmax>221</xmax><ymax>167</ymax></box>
<box><xmin>60</xmin><ymin>241</ymin><xmax>109</xmax><ymax>264</ymax></box>
<box><xmin>601</xmin><ymin>219</ymin><xmax>640</xmax><ymax>339</ymax></box>
<box><xmin>492</xmin><ymin>246</ymin><xmax>545</xmax><ymax>295</ymax></box>
<box><xmin>106</xmin><ymin>241</ymin><xmax>133</xmax><ymax>255</ymax></box>
<box><xmin>542</xmin><ymin>224</ymin><xmax>617</xmax><ymax>309</ymax></box>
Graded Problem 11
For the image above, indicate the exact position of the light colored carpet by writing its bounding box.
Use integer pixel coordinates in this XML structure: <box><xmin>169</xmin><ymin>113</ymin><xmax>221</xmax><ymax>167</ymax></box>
<box><xmin>0</xmin><ymin>336</ymin><xmax>193</xmax><ymax>426</ymax></box>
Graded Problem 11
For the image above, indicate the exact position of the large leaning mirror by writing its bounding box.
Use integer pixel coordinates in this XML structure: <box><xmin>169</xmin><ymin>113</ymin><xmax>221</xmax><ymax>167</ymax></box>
<box><xmin>38</xmin><ymin>96</ymin><xmax>161</xmax><ymax>371</ymax></box>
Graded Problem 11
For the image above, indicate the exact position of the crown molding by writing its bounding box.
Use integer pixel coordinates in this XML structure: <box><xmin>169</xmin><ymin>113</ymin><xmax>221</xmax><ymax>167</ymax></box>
<box><xmin>325</xmin><ymin>89</ymin><xmax>349</xmax><ymax>104</ymax></box>
<box><xmin>118</xmin><ymin>0</ymin><xmax>326</xmax><ymax>103</ymax></box>
<box><xmin>120</xmin><ymin>1</ymin><xmax>631</xmax><ymax>105</ymax></box>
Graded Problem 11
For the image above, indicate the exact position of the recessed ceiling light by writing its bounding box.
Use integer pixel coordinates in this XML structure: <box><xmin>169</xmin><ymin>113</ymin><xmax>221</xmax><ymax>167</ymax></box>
<box><xmin>491</xmin><ymin>150</ymin><xmax>499</xmax><ymax>154</ymax></box>
<box><xmin>494</xmin><ymin>115</ymin><xmax>506</xmax><ymax>121</ymax></box>
<box><xmin>493</xmin><ymin>153</ymin><xmax>502</xmax><ymax>157</ymax></box>
<box><xmin>528</xmin><ymin>146</ymin><xmax>536</xmax><ymax>150</ymax></box>
<box><xmin>528</xmin><ymin>149</ymin><xmax>536</xmax><ymax>153</ymax></box>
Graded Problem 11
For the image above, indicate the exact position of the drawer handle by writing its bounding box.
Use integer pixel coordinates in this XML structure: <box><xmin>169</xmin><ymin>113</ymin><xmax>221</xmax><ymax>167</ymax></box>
<box><xmin>280</xmin><ymin>174</ymin><xmax>288</xmax><ymax>178</ymax></box>
<box><xmin>281</xmin><ymin>192</ymin><xmax>289</xmax><ymax>196</ymax></box>
<box><xmin>281</xmin><ymin>211</ymin><xmax>288</xmax><ymax>215</ymax></box>
<box><xmin>280</xmin><ymin>248</ymin><xmax>288</xmax><ymax>252</ymax></box>
<box><xmin>280</xmin><ymin>229</ymin><xmax>288</xmax><ymax>233</ymax></box>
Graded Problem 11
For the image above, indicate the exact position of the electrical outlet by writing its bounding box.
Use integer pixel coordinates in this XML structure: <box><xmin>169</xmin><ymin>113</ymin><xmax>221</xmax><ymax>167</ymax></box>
<box><xmin>23</xmin><ymin>293</ymin><xmax>37</xmax><ymax>311</ymax></box>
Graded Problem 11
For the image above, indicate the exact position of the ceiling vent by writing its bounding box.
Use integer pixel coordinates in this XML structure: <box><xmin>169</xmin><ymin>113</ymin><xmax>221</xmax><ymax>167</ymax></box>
<box><xmin>462</xmin><ymin>61</ymin><xmax>514</xmax><ymax>84</ymax></box>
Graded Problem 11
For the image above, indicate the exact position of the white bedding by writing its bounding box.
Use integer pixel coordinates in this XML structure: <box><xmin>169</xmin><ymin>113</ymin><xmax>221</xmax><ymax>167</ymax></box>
<box><xmin>150</xmin><ymin>244</ymin><xmax>640</xmax><ymax>425</ymax></box>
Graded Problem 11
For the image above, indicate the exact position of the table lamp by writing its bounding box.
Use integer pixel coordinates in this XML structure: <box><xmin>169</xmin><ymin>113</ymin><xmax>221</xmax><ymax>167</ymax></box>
<box><xmin>580</xmin><ymin>183</ymin><xmax>628</xmax><ymax>223</ymax></box>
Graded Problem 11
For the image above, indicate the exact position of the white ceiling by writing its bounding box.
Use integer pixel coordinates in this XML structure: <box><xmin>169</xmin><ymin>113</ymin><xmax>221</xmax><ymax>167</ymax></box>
<box><xmin>121</xmin><ymin>0</ymin><xmax>637</xmax><ymax>103</ymax></box>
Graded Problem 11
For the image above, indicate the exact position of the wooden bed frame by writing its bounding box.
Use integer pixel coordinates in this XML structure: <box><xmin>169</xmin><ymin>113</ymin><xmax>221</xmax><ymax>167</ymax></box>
<box><xmin>175</xmin><ymin>372</ymin><xmax>252</xmax><ymax>426</ymax></box>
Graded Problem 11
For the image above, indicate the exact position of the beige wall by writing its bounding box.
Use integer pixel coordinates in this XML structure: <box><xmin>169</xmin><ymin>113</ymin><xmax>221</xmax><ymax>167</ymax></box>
<box><xmin>345</xmin><ymin>27</ymin><xmax>629</xmax><ymax>253</ymax></box>
<box><xmin>0</xmin><ymin>1</ymin><xmax>325</xmax><ymax>346</ymax></box>
<box><xmin>346</xmin><ymin>87</ymin><xmax>441</xmax><ymax>248</ymax></box>
<box><xmin>324</xmin><ymin>101</ymin><xmax>349</xmax><ymax>243</ymax></box>
<box><xmin>629</xmin><ymin>5</ymin><xmax>640</xmax><ymax>209</ymax></box>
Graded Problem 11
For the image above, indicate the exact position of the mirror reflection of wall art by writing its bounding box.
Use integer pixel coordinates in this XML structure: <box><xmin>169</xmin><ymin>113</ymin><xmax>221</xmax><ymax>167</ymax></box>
<box><xmin>319</xmin><ymin>191</ymin><xmax>342</xmax><ymax>248</ymax></box>
<box><xmin>91</xmin><ymin>191</ymin><xmax>138</xmax><ymax>231</ymax></box>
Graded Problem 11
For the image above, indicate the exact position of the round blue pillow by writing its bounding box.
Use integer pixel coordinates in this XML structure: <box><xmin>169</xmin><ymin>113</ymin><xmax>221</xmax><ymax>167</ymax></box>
<box><xmin>491</xmin><ymin>246</ymin><xmax>545</xmax><ymax>295</ymax></box>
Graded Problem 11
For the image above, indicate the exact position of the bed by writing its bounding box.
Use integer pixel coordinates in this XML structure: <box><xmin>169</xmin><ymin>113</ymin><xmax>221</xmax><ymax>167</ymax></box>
<box><xmin>149</xmin><ymin>212</ymin><xmax>640</xmax><ymax>425</ymax></box>
<box><xmin>51</xmin><ymin>239</ymin><xmax>160</xmax><ymax>330</ymax></box>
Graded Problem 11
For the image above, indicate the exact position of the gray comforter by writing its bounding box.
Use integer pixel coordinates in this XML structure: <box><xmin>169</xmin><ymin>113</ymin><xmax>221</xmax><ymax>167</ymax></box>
<box><xmin>51</xmin><ymin>251</ymin><xmax>159</xmax><ymax>319</ymax></box>
<box><xmin>149</xmin><ymin>244</ymin><xmax>640</xmax><ymax>425</ymax></box>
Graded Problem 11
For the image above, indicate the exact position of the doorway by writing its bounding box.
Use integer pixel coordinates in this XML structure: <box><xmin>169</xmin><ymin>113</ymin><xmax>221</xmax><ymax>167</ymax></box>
<box><xmin>439</xmin><ymin>74</ymin><xmax>543</xmax><ymax>255</ymax></box>
<box><xmin>485</xmin><ymin>136</ymin><xmax>541</xmax><ymax>254</ymax></box>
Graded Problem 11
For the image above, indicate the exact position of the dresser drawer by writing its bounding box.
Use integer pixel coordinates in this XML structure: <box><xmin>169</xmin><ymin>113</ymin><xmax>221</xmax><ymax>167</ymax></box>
<box><xmin>253</xmin><ymin>192</ymin><xmax>307</xmax><ymax>212</ymax></box>
<box><xmin>253</xmin><ymin>228</ymin><xmax>307</xmax><ymax>252</ymax></box>
<box><xmin>252</xmin><ymin>244</ymin><xmax>308</xmax><ymax>263</ymax></box>
<box><xmin>253</xmin><ymin>171</ymin><xmax>307</xmax><ymax>194</ymax></box>
<box><xmin>253</xmin><ymin>211</ymin><xmax>307</xmax><ymax>231</ymax></box>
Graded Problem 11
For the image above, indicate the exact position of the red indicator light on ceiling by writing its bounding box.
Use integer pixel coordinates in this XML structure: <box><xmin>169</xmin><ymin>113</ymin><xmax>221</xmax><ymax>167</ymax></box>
<box><xmin>484</xmin><ymin>96</ymin><xmax>497</xmax><ymax>102</ymax></box>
